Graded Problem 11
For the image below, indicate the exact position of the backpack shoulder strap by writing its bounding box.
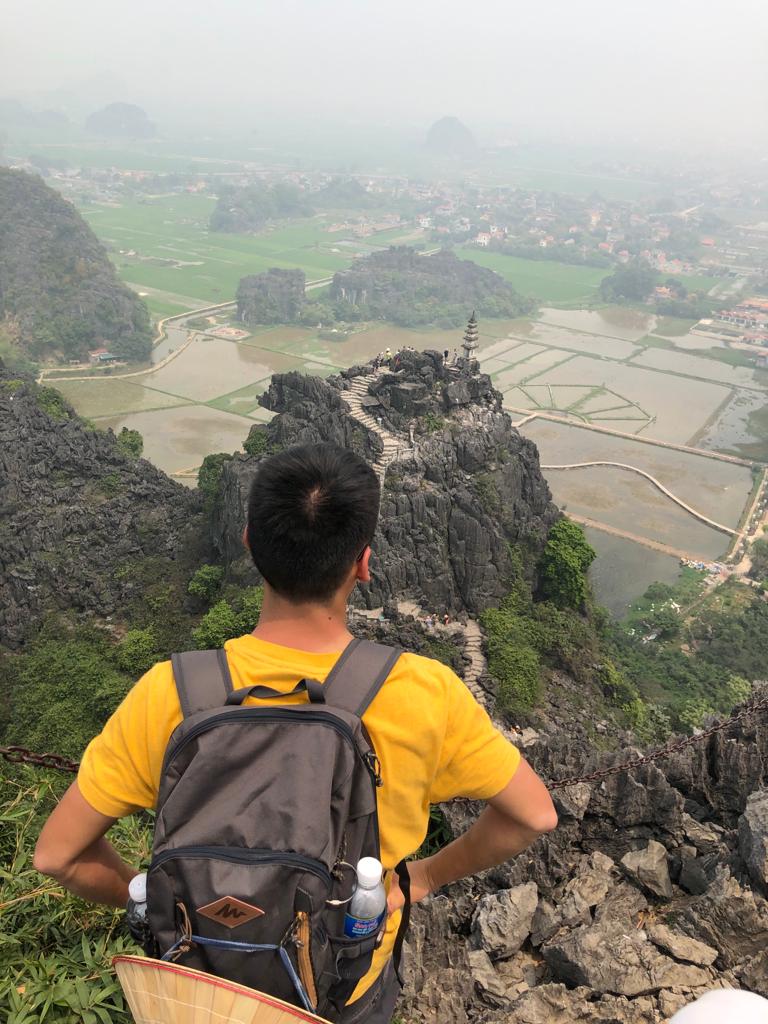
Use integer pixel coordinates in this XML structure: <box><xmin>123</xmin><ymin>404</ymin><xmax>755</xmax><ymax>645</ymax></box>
<box><xmin>171</xmin><ymin>649</ymin><xmax>234</xmax><ymax>719</ymax></box>
<box><xmin>322</xmin><ymin>638</ymin><xmax>401</xmax><ymax>718</ymax></box>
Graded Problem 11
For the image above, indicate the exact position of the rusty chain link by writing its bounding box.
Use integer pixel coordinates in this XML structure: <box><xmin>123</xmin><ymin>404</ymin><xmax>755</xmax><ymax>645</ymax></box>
<box><xmin>0</xmin><ymin>745</ymin><xmax>79</xmax><ymax>774</ymax></box>
<box><xmin>2</xmin><ymin>691</ymin><xmax>767</xmax><ymax>790</ymax></box>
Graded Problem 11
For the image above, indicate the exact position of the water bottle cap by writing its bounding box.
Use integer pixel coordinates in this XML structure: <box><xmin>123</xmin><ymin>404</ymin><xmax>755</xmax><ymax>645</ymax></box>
<box><xmin>128</xmin><ymin>872</ymin><xmax>147</xmax><ymax>903</ymax></box>
<box><xmin>356</xmin><ymin>857</ymin><xmax>383</xmax><ymax>888</ymax></box>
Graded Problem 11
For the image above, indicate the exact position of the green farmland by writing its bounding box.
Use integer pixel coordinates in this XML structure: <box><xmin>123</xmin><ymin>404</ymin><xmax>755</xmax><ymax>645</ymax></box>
<box><xmin>81</xmin><ymin>195</ymin><xmax>354</xmax><ymax>315</ymax></box>
<box><xmin>455</xmin><ymin>248</ymin><xmax>608</xmax><ymax>305</ymax></box>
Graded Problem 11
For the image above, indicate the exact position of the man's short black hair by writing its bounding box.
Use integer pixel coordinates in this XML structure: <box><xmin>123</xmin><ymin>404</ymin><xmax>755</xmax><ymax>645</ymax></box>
<box><xmin>246</xmin><ymin>443</ymin><xmax>380</xmax><ymax>603</ymax></box>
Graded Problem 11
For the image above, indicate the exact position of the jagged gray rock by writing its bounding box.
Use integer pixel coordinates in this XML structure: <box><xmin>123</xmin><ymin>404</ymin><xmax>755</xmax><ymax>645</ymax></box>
<box><xmin>679</xmin><ymin>871</ymin><xmax>768</xmax><ymax>968</ymax></box>
<box><xmin>542</xmin><ymin>921</ymin><xmax>712</xmax><ymax>996</ymax></box>
<box><xmin>0</xmin><ymin>368</ymin><xmax>203</xmax><ymax>647</ymax></box>
<box><xmin>507</xmin><ymin>984</ymin><xmax>659</xmax><ymax>1024</ymax></box>
<box><xmin>401</xmin><ymin>898</ymin><xmax>474</xmax><ymax>1024</ymax></box>
<box><xmin>553</xmin><ymin>782</ymin><xmax>592</xmax><ymax>822</ymax></box>
<box><xmin>739</xmin><ymin>790</ymin><xmax>768</xmax><ymax>889</ymax></box>
<box><xmin>470</xmin><ymin>882</ymin><xmax>538</xmax><ymax>960</ymax></box>
<box><xmin>214</xmin><ymin>365</ymin><xmax>558</xmax><ymax>616</ymax></box>
<box><xmin>621</xmin><ymin>840</ymin><xmax>673</xmax><ymax>898</ymax></box>
<box><xmin>467</xmin><ymin>948</ymin><xmax>510</xmax><ymax>1006</ymax></box>
<box><xmin>647</xmin><ymin>924</ymin><xmax>718</xmax><ymax>966</ymax></box>
<box><xmin>740</xmin><ymin>949</ymin><xmax>768</xmax><ymax>998</ymax></box>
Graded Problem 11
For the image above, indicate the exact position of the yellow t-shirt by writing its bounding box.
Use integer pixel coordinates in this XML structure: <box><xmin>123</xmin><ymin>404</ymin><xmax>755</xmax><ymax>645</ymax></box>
<box><xmin>78</xmin><ymin>634</ymin><xmax>520</xmax><ymax>1001</ymax></box>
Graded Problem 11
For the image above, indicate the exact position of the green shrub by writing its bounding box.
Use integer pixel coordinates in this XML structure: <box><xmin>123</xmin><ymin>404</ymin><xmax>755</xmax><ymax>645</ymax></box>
<box><xmin>243</xmin><ymin>426</ymin><xmax>269</xmax><ymax>457</ymax></box>
<box><xmin>0</xmin><ymin>765</ymin><xmax>145</xmax><ymax>1023</ymax></box>
<box><xmin>2</xmin><ymin>630</ymin><xmax>133</xmax><ymax>758</ymax></box>
<box><xmin>187</xmin><ymin>564</ymin><xmax>225</xmax><ymax>603</ymax></box>
<box><xmin>197</xmin><ymin>452</ymin><xmax>233</xmax><ymax>511</ymax></box>
<box><xmin>116</xmin><ymin>628</ymin><xmax>158</xmax><ymax>676</ymax></box>
<box><xmin>421</xmin><ymin>411</ymin><xmax>445</xmax><ymax>434</ymax></box>
<box><xmin>115</xmin><ymin>427</ymin><xmax>143</xmax><ymax>459</ymax></box>
<box><xmin>192</xmin><ymin>587</ymin><xmax>264</xmax><ymax>649</ymax></box>
<box><xmin>33</xmin><ymin>385</ymin><xmax>71</xmax><ymax>422</ymax></box>
<box><xmin>538</xmin><ymin>519</ymin><xmax>596</xmax><ymax>610</ymax></box>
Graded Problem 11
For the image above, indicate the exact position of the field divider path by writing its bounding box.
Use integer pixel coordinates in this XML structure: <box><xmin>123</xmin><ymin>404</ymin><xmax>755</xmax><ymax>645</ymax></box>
<box><xmin>564</xmin><ymin>514</ymin><xmax>706</xmax><ymax>561</ymax></box>
<box><xmin>512</xmin><ymin>408</ymin><xmax>755</xmax><ymax>467</ymax></box>
<box><xmin>542</xmin><ymin>461</ymin><xmax>737</xmax><ymax>536</ymax></box>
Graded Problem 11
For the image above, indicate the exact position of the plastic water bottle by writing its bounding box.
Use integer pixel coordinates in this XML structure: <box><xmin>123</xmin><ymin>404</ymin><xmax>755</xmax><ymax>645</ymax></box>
<box><xmin>125</xmin><ymin>872</ymin><xmax>149</xmax><ymax>942</ymax></box>
<box><xmin>343</xmin><ymin>857</ymin><xmax>386</xmax><ymax>939</ymax></box>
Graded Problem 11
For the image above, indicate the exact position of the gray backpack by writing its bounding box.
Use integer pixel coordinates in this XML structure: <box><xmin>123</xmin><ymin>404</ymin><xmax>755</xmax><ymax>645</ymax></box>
<box><xmin>146</xmin><ymin>638</ymin><xmax>411</xmax><ymax>1020</ymax></box>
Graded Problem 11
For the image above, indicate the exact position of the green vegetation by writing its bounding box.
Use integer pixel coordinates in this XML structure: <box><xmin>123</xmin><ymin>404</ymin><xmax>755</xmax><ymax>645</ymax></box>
<box><xmin>455</xmin><ymin>248</ymin><xmax>607</xmax><ymax>304</ymax></box>
<box><xmin>187</xmin><ymin>564</ymin><xmax>225</xmax><ymax>603</ymax></box>
<box><xmin>81</xmin><ymin>196</ymin><xmax>351</xmax><ymax>310</ymax></box>
<box><xmin>539</xmin><ymin>519</ymin><xmax>597</xmax><ymax>610</ymax></box>
<box><xmin>197</xmin><ymin>452</ymin><xmax>234</xmax><ymax>511</ymax></box>
<box><xmin>116</xmin><ymin>628</ymin><xmax>158</xmax><ymax>675</ymax></box>
<box><xmin>608</xmin><ymin>575</ymin><xmax>768</xmax><ymax>732</ymax></box>
<box><xmin>236</xmin><ymin>268</ymin><xmax>332</xmax><ymax>328</ymax></box>
<box><xmin>210</xmin><ymin>182</ymin><xmax>312</xmax><ymax>233</ymax></box>
<box><xmin>115</xmin><ymin>427</ymin><xmax>143</xmax><ymax>459</ymax></box>
<box><xmin>330</xmin><ymin>247</ymin><xmax>532</xmax><ymax>328</ymax></box>
<box><xmin>1</xmin><ymin>765</ymin><xmax>140</xmax><ymax>1024</ymax></box>
<box><xmin>0</xmin><ymin>168</ymin><xmax>152</xmax><ymax>362</ymax></box>
<box><xmin>32</xmin><ymin>385</ymin><xmax>72</xmax><ymax>422</ymax></box>
<box><xmin>192</xmin><ymin>587</ymin><xmax>264</xmax><ymax>649</ymax></box>
<box><xmin>600</xmin><ymin>261</ymin><xmax>657</xmax><ymax>303</ymax></box>
<box><xmin>0</xmin><ymin>626</ymin><xmax>134</xmax><ymax>759</ymax></box>
<box><xmin>481</xmin><ymin>540</ymin><xmax>611</xmax><ymax>716</ymax></box>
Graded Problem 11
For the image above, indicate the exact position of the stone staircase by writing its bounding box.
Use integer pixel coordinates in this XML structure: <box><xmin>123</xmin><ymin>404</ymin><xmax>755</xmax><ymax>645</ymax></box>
<box><xmin>343</xmin><ymin>371</ymin><xmax>491</xmax><ymax>704</ymax></box>
<box><xmin>343</xmin><ymin>374</ymin><xmax>406</xmax><ymax>485</ymax></box>
<box><xmin>460</xmin><ymin>618</ymin><xmax>487</xmax><ymax>700</ymax></box>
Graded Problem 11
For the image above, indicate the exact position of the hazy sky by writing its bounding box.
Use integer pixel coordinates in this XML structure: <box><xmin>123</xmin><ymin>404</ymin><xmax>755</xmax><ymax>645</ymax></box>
<box><xmin>3</xmin><ymin>0</ymin><xmax>767</xmax><ymax>149</ymax></box>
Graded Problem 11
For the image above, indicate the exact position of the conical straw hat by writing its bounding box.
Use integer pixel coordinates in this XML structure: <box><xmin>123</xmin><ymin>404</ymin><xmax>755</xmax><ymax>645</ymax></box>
<box><xmin>114</xmin><ymin>955</ymin><xmax>332</xmax><ymax>1024</ymax></box>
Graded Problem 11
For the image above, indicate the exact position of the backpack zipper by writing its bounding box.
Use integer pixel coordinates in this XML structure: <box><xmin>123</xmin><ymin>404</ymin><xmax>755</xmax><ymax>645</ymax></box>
<box><xmin>162</xmin><ymin>708</ymin><xmax>383</xmax><ymax>859</ymax></box>
<box><xmin>149</xmin><ymin>845</ymin><xmax>332</xmax><ymax>886</ymax></box>
<box><xmin>164</xmin><ymin>709</ymin><xmax>359</xmax><ymax>773</ymax></box>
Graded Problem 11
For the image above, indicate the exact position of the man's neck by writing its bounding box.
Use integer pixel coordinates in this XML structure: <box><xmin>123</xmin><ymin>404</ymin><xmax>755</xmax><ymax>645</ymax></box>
<box><xmin>251</xmin><ymin>588</ymin><xmax>353</xmax><ymax>653</ymax></box>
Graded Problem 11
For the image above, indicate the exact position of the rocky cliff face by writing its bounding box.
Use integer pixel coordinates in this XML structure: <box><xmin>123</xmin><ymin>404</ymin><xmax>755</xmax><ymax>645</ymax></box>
<box><xmin>213</xmin><ymin>351</ymin><xmax>558</xmax><ymax>614</ymax></box>
<box><xmin>0</xmin><ymin>366</ymin><xmax>205</xmax><ymax>647</ymax></box>
<box><xmin>0</xmin><ymin>167</ymin><xmax>152</xmax><ymax>361</ymax></box>
<box><xmin>399</xmin><ymin>686</ymin><xmax>768</xmax><ymax>1022</ymax></box>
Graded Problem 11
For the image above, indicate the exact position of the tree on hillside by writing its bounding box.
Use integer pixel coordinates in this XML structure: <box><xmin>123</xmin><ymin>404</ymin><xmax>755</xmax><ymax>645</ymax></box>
<box><xmin>237</xmin><ymin>269</ymin><xmax>306</xmax><ymax>325</ymax></box>
<box><xmin>116</xmin><ymin>427</ymin><xmax>143</xmax><ymax>459</ymax></box>
<box><xmin>600</xmin><ymin>261</ymin><xmax>656</xmax><ymax>303</ymax></box>
<box><xmin>538</xmin><ymin>519</ymin><xmax>596</xmax><ymax>610</ymax></box>
<box><xmin>749</xmin><ymin>538</ymin><xmax>768</xmax><ymax>580</ymax></box>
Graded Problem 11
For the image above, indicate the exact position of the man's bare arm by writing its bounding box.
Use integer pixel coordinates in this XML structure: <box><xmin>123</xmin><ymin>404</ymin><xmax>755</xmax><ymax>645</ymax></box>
<box><xmin>388</xmin><ymin>757</ymin><xmax>556</xmax><ymax>912</ymax></box>
<box><xmin>33</xmin><ymin>781</ymin><xmax>136</xmax><ymax>908</ymax></box>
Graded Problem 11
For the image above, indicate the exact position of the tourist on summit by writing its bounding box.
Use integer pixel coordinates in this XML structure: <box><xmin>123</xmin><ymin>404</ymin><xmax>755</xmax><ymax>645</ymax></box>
<box><xmin>34</xmin><ymin>443</ymin><xmax>557</xmax><ymax>1024</ymax></box>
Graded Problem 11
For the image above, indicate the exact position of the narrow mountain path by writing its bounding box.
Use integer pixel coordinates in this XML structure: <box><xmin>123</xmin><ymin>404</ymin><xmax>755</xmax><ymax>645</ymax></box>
<box><xmin>342</xmin><ymin>373</ymin><xmax>408</xmax><ymax>485</ymax></box>
<box><xmin>342</xmin><ymin>373</ymin><xmax>490</xmax><ymax>704</ymax></box>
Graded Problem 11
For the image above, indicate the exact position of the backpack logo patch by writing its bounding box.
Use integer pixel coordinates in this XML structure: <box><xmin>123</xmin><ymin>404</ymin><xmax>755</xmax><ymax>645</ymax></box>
<box><xmin>197</xmin><ymin>896</ymin><xmax>265</xmax><ymax>928</ymax></box>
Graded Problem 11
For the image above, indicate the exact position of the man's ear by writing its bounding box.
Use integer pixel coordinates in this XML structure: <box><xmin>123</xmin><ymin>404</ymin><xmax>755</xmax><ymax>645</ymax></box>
<box><xmin>242</xmin><ymin>525</ymin><xmax>250</xmax><ymax>553</ymax></box>
<box><xmin>356</xmin><ymin>546</ymin><xmax>372</xmax><ymax>584</ymax></box>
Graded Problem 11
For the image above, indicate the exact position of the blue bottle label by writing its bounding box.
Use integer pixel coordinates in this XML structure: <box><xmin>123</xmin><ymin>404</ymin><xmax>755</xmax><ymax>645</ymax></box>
<box><xmin>343</xmin><ymin>908</ymin><xmax>385</xmax><ymax>938</ymax></box>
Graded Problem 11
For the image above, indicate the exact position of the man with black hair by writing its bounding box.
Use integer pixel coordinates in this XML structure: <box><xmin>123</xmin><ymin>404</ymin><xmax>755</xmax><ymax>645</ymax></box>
<box><xmin>36</xmin><ymin>443</ymin><xmax>557</xmax><ymax>1023</ymax></box>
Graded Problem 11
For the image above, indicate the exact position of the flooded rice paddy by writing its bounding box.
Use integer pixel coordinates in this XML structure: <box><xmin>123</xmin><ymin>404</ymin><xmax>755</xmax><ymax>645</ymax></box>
<box><xmin>584</xmin><ymin>529</ymin><xmax>684</xmax><ymax>617</ymax></box>
<box><xmin>521</xmin><ymin>417</ymin><xmax>753</xmax><ymax>527</ymax></box>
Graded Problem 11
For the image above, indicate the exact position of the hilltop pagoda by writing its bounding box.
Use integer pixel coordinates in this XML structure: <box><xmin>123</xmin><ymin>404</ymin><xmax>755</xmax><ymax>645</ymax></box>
<box><xmin>461</xmin><ymin>311</ymin><xmax>479</xmax><ymax>366</ymax></box>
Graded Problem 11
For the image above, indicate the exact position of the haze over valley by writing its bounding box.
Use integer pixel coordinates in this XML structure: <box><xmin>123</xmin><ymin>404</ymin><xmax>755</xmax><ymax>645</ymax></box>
<box><xmin>3</xmin><ymin>5</ymin><xmax>768</xmax><ymax>1018</ymax></box>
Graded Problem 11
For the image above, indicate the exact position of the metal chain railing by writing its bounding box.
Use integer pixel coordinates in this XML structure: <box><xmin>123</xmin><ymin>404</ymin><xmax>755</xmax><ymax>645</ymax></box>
<box><xmin>2</xmin><ymin>690</ymin><xmax>767</xmax><ymax>790</ymax></box>
<box><xmin>546</xmin><ymin>690</ymin><xmax>768</xmax><ymax>791</ymax></box>
<box><xmin>0</xmin><ymin>745</ymin><xmax>79</xmax><ymax>774</ymax></box>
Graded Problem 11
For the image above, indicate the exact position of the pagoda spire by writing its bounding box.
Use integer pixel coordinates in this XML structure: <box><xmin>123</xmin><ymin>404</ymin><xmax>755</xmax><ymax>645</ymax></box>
<box><xmin>462</xmin><ymin>310</ymin><xmax>479</xmax><ymax>363</ymax></box>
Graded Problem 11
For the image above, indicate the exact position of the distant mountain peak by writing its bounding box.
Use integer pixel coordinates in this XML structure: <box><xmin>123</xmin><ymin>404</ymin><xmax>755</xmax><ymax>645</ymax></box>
<box><xmin>426</xmin><ymin>116</ymin><xmax>476</xmax><ymax>155</ymax></box>
<box><xmin>85</xmin><ymin>102</ymin><xmax>155</xmax><ymax>138</ymax></box>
